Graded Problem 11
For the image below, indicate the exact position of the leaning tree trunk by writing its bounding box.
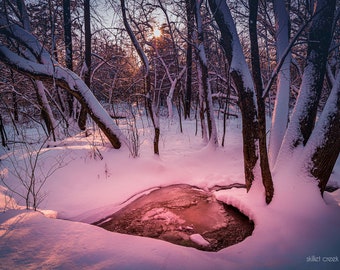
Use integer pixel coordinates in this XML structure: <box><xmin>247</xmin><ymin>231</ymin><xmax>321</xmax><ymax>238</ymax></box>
<box><xmin>17</xmin><ymin>0</ymin><xmax>58</xmax><ymax>141</ymax></box>
<box><xmin>34</xmin><ymin>81</ymin><xmax>58</xmax><ymax>141</ymax></box>
<box><xmin>248</xmin><ymin>0</ymin><xmax>273</xmax><ymax>204</ymax></box>
<box><xmin>208</xmin><ymin>0</ymin><xmax>258</xmax><ymax>190</ymax></box>
<box><xmin>0</xmin><ymin>17</ymin><xmax>128</xmax><ymax>149</ymax></box>
<box><xmin>275</xmin><ymin>0</ymin><xmax>336</xmax><ymax>170</ymax></box>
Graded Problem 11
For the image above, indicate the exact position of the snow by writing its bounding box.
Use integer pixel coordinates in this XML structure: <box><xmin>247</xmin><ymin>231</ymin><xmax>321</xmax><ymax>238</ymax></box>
<box><xmin>274</xmin><ymin>63</ymin><xmax>317</xmax><ymax>171</ymax></box>
<box><xmin>0</xmin><ymin>17</ymin><xmax>129</xmax><ymax>150</ymax></box>
<box><xmin>190</xmin><ymin>234</ymin><xmax>210</xmax><ymax>247</ymax></box>
<box><xmin>1</xmin><ymin>117</ymin><xmax>340</xmax><ymax>269</ymax></box>
<box><xmin>142</xmin><ymin>208</ymin><xmax>185</xmax><ymax>225</ymax></box>
<box><xmin>301</xmin><ymin>71</ymin><xmax>340</xmax><ymax>172</ymax></box>
<box><xmin>213</xmin><ymin>0</ymin><xmax>255</xmax><ymax>94</ymax></box>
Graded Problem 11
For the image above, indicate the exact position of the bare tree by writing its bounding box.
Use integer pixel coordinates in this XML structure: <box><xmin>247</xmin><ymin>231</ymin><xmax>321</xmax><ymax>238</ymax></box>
<box><xmin>193</xmin><ymin>0</ymin><xmax>218</xmax><ymax>148</ymax></box>
<box><xmin>208</xmin><ymin>0</ymin><xmax>339</xmax><ymax>202</ymax></box>
<box><xmin>208</xmin><ymin>0</ymin><xmax>258</xmax><ymax>191</ymax></box>
<box><xmin>0</xmin><ymin>134</ymin><xmax>67</xmax><ymax>210</ymax></box>
<box><xmin>120</xmin><ymin>0</ymin><xmax>160</xmax><ymax>155</ymax></box>
<box><xmin>275</xmin><ymin>0</ymin><xmax>336</xmax><ymax>168</ymax></box>
<box><xmin>63</xmin><ymin>0</ymin><xmax>74</xmax><ymax>118</ymax></box>
<box><xmin>16</xmin><ymin>0</ymin><xmax>59</xmax><ymax>142</ymax></box>
<box><xmin>248</xmin><ymin>0</ymin><xmax>273</xmax><ymax>203</ymax></box>
<box><xmin>274</xmin><ymin>0</ymin><xmax>338</xmax><ymax>193</ymax></box>
<box><xmin>0</xmin><ymin>12</ymin><xmax>129</xmax><ymax>149</ymax></box>
<box><xmin>184</xmin><ymin>0</ymin><xmax>195</xmax><ymax>119</ymax></box>
<box><xmin>78</xmin><ymin>0</ymin><xmax>91</xmax><ymax>131</ymax></box>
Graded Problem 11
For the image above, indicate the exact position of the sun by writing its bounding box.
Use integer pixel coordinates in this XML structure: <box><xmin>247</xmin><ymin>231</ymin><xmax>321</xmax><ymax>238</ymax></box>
<box><xmin>153</xmin><ymin>27</ymin><xmax>161</xmax><ymax>38</ymax></box>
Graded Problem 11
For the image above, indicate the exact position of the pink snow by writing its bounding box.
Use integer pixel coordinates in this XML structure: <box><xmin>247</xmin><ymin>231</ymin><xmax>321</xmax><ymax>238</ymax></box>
<box><xmin>1</xmin><ymin>118</ymin><xmax>340</xmax><ymax>269</ymax></box>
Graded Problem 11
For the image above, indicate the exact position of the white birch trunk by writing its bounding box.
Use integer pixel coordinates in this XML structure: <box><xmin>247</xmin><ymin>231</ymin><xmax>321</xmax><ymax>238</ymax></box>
<box><xmin>195</xmin><ymin>0</ymin><xmax>218</xmax><ymax>147</ymax></box>
<box><xmin>269</xmin><ymin>0</ymin><xmax>291</xmax><ymax>168</ymax></box>
<box><xmin>165</xmin><ymin>67</ymin><xmax>186</xmax><ymax>122</ymax></box>
<box><xmin>36</xmin><ymin>81</ymin><xmax>59</xmax><ymax>139</ymax></box>
<box><xmin>274</xmin><ymin>0</ymin><xmax>336</xmax><ymax>171</ymax></box>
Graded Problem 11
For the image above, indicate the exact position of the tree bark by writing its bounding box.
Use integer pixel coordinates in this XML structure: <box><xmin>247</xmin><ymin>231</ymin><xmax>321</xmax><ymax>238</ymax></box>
<box><xmin>208</xmin><ymin>0</ymin><xmax>258</xmax><ymax>190</ymax></box>
<box><xmin>275</xmin><ymin>0</ymin><xmax>336</xmax><ymax>169</ymax></box>
<box><xmin>248</xmin><ymin>0</ymin><xmax>273</xmax><ymax>204</ymax></box>
<box><xmin>78</xmin><ymin>0</ymin><xmax>91</xmax><ymax>131</ymax></box>
<box><xmin>10</xmin><ymin>70</ymin><xmax>19</xmax><ymax>122</ymax></box>
<box><xmin>193</xmin><ymin>0</ymin><xmax>218</xmax><ymax>148</ymax></box>
<box><xmin>16</xmin><ymin>0</ymin><xmax>58</xmax><ymax>141</ymax></box>
<box><xmin>0</xmin><ymin>114</ymin><xmax>7</xmax><ymax>147</ymax></box>
<box><xmin>63</xmin><ymin>0</ymin><xmax>74</xmax><ymax>118</ymax></box>
<box><xmin>196</xmin><ymin>58</ymin><xmax>208</xmax><ymax>143</ymax></box>
<box><xmin>34</xmin><ymin>80</ymin><xmax>57</xmax><ymax>141</ymax></box>
<box><xmin>184</xmin><ymin>0</ymin><xmax>194</xmax><ymax>119</ymax></box>
<box><xmin>0</xmin><ymin>19</ymin><xmax>127</xmax><ymax>149</ymax></box>
<box><xmin>120</xmin><ymin>0</ymin><xmax>160</xmax><ymax>154</ymax></box>
<box><xmin>302</xmin><ymin>72</ymin><xmax>340</xmax><ymax>194</ymax></box>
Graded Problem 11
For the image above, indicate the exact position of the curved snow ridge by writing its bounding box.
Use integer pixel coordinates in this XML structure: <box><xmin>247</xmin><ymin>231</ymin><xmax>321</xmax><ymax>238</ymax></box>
<box><xmin>213</xmin><ymin>189</ymin><xmax>256</xmax><ymax>222</ymax></box>
<box><xmin>69</xmin><ymin>187</ymin><xmax>161</xmax><ymax>223</ymax></box>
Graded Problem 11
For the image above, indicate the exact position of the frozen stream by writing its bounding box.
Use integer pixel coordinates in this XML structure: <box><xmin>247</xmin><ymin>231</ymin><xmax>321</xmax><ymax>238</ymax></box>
<box><xmin>93</xmin><ymin>184</ymin><xmax>254</xmax><ymax>251</ymax></box>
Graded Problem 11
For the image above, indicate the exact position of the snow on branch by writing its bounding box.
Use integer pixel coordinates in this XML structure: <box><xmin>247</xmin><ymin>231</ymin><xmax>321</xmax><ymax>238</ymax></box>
<box><xmin>0</xmin><ymin>23</ymin><xmax>129</xmax><ymax>150</ymax></box>
<box><xmin>262</xmin><ymin>8</ymin><xmax>325</xmax><ymax>99</ymax></box>
<box><xmin>0</xmin><ymin>16</ymin><xmax>51</xmax><ymax>65</ymax></box>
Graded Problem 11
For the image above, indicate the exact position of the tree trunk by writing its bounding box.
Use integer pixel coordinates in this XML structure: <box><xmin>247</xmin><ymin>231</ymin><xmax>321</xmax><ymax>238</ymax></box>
<box><xmin>302</xmin><ymin>72</ymin><xmax>340</xmax><ymax>194</ymax></box>
<box><xmin>275</xmin><ymin>0</ymin><xmax>336</xmax><ymax>169</ymax></box>
<box><xmin>16</xmin><ymin>0</ymin><xmax>30</xmax><ymax>30</ymax></box>
<box><xmin>0</xmin><ymin>114</ymin><xmax>7</xmax><ymax>147</ymax></box>
<box><xmin>63</xmin><ymin>0</ymin><xmax>74</xmax><ymax>118</ymax></box>
<box><xmin>269</xmin><ymin>0</ymin><xmax>291</xmax><ymax>168</ymax></box>
<box><xmin>248</xmin><ymin>0</ymin><xmax>274</xmax><ymax>204</ymax></box>
<box><xmin>0</xmin><ymin>27</ymin><xmax>127</xmax><ymax>149</ymax></box>
<box><xmin>16</xmin><ymin>0</ymin><xmax>58</xmax><ymax>141</ymax></box>
<box><xmin>194</xmin><ymin>0</ymin><xmax>218</xmax><ymax>148</ymax></box>
<box><xmin>48</xmin><ymin>0</ymin><xmax>66</xmax><ymax>116</ymax></box>
<box><xmin>120</xmin><ymin>0</ymin><xmax>159</xmax><ymax>155</ymax></box>
<box><xmin>34</xmin><ymin>81</ymin><xmax>57</xmax><ymax>141</ymax></box>
<box><xmin>78</xmin><ymin>0</ymin><xmax>91</xmax><ymax>131</ymax></box>
<box><xmin>208</xmin><ymin>0</ymin><xmax>258</xmax><ymax>190</ymax></box>
<box><xmin>184</xmin><ymin>0</ymin><xmax>194</xmax><ymax>119</ymax></box>
<box><xmin>195</xmin><ymin>58</ymin><xmax>208</xmax><ymax>143</ymax></box>
<box><xmin>10</xmin><ymin>70</ymin><xmax>19</xmax><ymax>121</ymax></box>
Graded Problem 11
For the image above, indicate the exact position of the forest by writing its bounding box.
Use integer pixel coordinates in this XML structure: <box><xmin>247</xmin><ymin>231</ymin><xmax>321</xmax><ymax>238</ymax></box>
<box><xmin>0</xmin><ymin>0</ymin><xmax>340</xmax><ymax>269</ymax></box>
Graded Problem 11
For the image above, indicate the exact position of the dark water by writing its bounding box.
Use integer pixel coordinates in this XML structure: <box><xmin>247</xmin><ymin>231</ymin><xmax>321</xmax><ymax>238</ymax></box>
<box><xmin>93</xmin><ymin>184</ymin><xmax>254</xmax><ymax>251</ymax></box>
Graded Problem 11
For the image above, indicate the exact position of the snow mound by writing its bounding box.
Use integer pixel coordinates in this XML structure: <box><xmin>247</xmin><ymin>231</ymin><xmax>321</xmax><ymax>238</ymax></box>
<box><xmin>190</xmin><ymin>234</ymin><xmax>210</xmax><ymax>247</ymax></box>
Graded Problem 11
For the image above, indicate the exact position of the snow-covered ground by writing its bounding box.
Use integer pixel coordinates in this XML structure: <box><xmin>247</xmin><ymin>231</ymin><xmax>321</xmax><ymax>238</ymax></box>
<box><xmin>1</xmin><ymin>116</ymin><xmax>340</xmax><ymax>269</ymax></box>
